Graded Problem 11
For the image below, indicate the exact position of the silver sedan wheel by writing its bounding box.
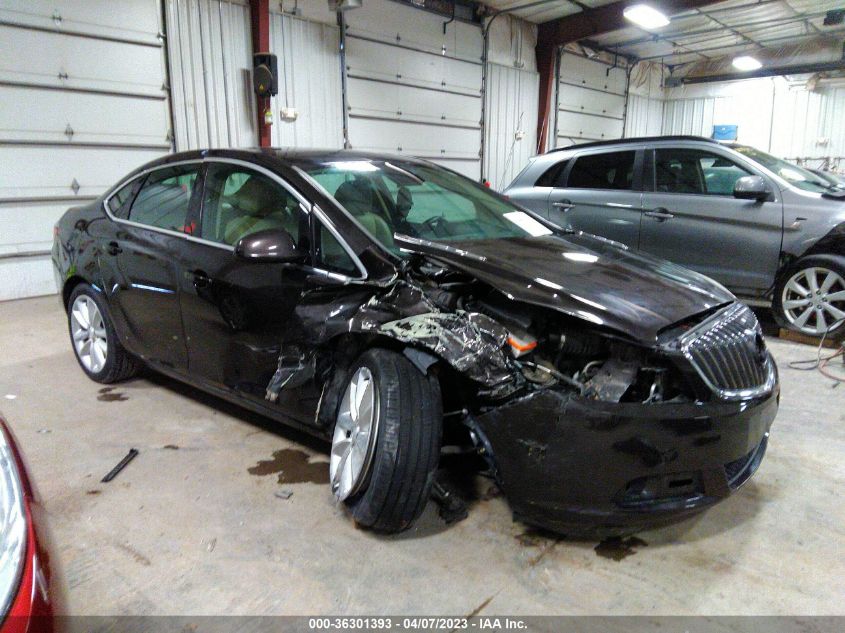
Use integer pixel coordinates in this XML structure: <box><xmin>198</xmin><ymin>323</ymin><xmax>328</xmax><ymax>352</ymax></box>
<box><xmin>782</xmin><ymin>266</ymin><xmax>845</xmax><ymax>335</ymax></box>
<box><xmin>330</xmin><ymin>366</ymin><xmax>379</xmax><ymax>502</ymax></box>
<box><xmin>70</xmin><ymin>295</ymin><xmax>108</xmax><ymax>374</ymax></box>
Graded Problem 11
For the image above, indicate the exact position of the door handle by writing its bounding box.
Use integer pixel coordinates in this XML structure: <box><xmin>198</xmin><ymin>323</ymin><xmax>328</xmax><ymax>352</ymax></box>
<box><xmin>552</xmin><ymin>199</ymin><xmax>574</xmax><ymax>211</ymax></box>
<box><xmin>644</xmin><ymin>208</ymin><xmax>675</xmax><ymax>221</ymax></box>
<box><xmin>192</xmin><ymin>269</ymin><xmax>211</xmax><ymax>288</ymax></box>
<box><xmin>106</xmin><ymin>241</ymin><xmax>122</xmax><ymax>255</ymax></box>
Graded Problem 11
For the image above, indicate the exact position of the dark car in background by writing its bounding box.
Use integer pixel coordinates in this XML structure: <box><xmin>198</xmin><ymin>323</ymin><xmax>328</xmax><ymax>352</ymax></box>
<box><xmin>505</xmin><ymin>136</ymin><xmax>845</xmax><ymax>338</ymax></box>
<box><xmin>0</xmin><ymin>417</ymin><xmax>59</xmax><ymax>633</ymax></box>
<box><xmin>52</xmin><ymin>149</ymin><xmax>777</xmax><ymax>535</ymax></box>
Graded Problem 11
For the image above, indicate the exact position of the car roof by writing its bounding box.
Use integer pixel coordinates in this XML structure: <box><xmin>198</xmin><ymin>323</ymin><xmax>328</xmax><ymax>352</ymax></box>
<box><xmin>144</xmin><ymin>147</ymin><xmax>432</xmax><ymax>169</ymax></box>
<box><xmin>546</xmin><ymin>135</ymin><xmax>718</xmax><ymax>154</ymax></box>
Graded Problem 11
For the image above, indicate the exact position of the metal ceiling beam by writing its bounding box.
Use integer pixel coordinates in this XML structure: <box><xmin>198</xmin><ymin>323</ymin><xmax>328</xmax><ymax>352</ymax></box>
<box><xmin>683</xmin><ymin>60</ymin><xmax>845</xmax><ymax>83</ymax></box>
<box><xmin>534</xmin><ymin>0</ymin><xmax>723</xmax><ymax>152</ymax></box>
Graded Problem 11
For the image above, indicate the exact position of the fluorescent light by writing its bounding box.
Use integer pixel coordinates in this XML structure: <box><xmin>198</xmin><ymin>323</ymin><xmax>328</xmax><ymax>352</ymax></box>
<box><xmin>732</xmin><ymin>56</ymin><xmax>762</xmax><ymax>71</ymax></box>
<box><xmin>623</xmin><ymin>4</ymin><xmax>670</xmax><ymax>29</ymax></box>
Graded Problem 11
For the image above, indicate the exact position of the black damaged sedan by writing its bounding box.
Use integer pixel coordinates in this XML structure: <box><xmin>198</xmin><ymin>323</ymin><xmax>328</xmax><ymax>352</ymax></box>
<box><xmin>52</xmin><ymin>149</ymin><xmax>778</xmax><ymax>535</ymax></box>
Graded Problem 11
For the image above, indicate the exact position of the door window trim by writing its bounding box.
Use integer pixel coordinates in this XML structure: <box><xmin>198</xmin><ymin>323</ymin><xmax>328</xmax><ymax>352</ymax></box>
<box><xmin>102</xmin><ymin>158</ymin><xmax>368</xmax><ymax>280</ymax></box>
<box><xmin>563</xmin><ymin>148</ymin><xmax>643</xmax><ymax>192</ymax></box>
<box><xmin>647</xmin><ymin>145</ymin><xmax>775</xmax><ymax>200</ymax></box>
<box><xmin>102</xmin><ymin>160</ymin><xmax>229</xmax><ymax>251</ymax></box>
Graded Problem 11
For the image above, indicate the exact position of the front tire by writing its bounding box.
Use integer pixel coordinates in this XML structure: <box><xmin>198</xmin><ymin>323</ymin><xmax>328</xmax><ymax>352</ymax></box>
<box><xmin>330</xmin><ymin>348</ymin><xmax>442</xmax><ymax>533</ymax></box>
<box><xmin>773</xmin><ymin>255</ymin><xmax>845</xmax><ymax>338</ymax></box>
<box><xmin>67</xmin><ymin>283</ymin><xmax>139</xmax><ymax>383</ymax></box>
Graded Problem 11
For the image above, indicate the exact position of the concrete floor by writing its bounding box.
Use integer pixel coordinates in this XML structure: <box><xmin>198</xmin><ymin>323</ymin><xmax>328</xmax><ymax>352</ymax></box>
<box><xmin>0</xmin><ymin>295</ymin><xmax>843</xmax><ymax>616</ymax></box>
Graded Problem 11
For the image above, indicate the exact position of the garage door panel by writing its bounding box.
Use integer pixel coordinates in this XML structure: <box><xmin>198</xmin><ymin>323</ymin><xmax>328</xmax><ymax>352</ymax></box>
<box><xmin>0</xmin><ymin>146</ymin><xmax>166</xmax><ymax>199</ymax></box>
<box><xmin>344</xmin><ymin>0</ymin><xmax>482</xmax><ymax>63</ymax></box>
<box><xmin>0</xmin><ymin>0</ymin><xmax>161</xmax><ymax>45</ymax></box>
<box><xmin>558</xmin><ymin>85</ymin><xmax>625</xmax><ymax>120</ymax></box>
<box><xmin>348</xmin><ymin>78</ymin><xmax>480</xmax><ymax>128</ymax></box>
<box><xmin>0</xmin><ymin>25</ymin><xmax>165</xmax><ymax>97</ymax></box>
<box><xmin>345</xmin><ymin>36</ymin><xmax>481</xmax><ymax>96</ymax></box>
<box><xmin>0</xmin><ymin>201</ymin><xmax>75</xmax><ymax>251</ymax></box>
<box><xmin>349</xmin><ymin>118</ymin><xmax>480</xmax><ymax>159</ymax></box>
<box><xmin>0</xmin><ymin>256</ymin><xmax>56</xmax><ymax>301</ymax></box>
<box><xmin>556</xmin><ymin>111</ymin><xmax>624</xmax><ymax>142</ymax></box>
<box><xmin>0</xmin><ymin>86</ymin><xmax>169</xmax><ymax>146</ymax></box>
<box><xmin>559</xmin><ymin>54</ymin><xmax>627</xmax><ymax>95</ymax></box>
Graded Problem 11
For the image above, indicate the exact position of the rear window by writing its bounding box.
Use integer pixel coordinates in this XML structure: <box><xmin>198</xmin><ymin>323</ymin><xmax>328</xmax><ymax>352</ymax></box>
<box><xmin>129</xmin><ymin>165</ymin><xmax>199</xmax><ymax>233</ymax></box>
<box><xmin>535</xmin><ymin>160</ymin><xmax>569</xmax><ymax>187</ymax></box>
<box><xmin>568</xmin><ymin>151</ymin><xmax>635</xmax><ymax>190</ymax></box>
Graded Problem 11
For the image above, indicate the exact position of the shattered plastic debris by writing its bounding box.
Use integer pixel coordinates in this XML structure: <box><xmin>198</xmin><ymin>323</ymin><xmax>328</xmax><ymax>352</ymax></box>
<box><xmin>264</xmin><ymin>278</ymin><xmax>520</xmax><ymax>402</ymax></box>
<box><xmin>274</xmin><ymin>489</ymin><xmax>294</xmax><ymax>500</ymax></box>
<box><xmin>380</xmin><ymin>311</ymin><xmax>514</xmax><ymax>389</ymax></box>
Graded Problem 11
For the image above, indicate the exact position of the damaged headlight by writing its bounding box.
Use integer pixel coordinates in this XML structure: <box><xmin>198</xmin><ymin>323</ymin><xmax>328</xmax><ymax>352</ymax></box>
<box><xmin>0</xmin><ymin>425</ymin><xmax>27</xmax><ymax>617</ymax></box>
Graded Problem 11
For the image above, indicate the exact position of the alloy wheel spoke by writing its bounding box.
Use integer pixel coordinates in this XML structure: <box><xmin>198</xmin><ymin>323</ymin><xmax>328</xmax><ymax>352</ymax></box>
<box><xmin>794</xmin><ymin>306</ymin><xmax>814</xmax><ymax>328</ymax></box>
<box><xmin>816</xmin><ymin>310</ymin><xmax>828</xmax><ymax>332</ymax></box>
<box><xmin>806</xmin><ymin>270</ymin><xmax>820</xmax><ymax>294</ymax></box>
<box><xmin>786</xmin><ymin>279</ymin><xmax>810</xmax><ymax>298</ymax></box>
<box><xmin>783</xmin><ymin>298</ymin><xmax>810</xmax><ymax>310</ymax></box>
<box><xmin>820</xmin><ymin>271</ymin><xmax>837</xmax><ymax>294</ymax></box>
<box><xmin>826</xmin><ymin>290</ymin><xmax>845</xmax><ymax>302</ymax></box>
<box><xmin>823</xmin><ymin>302</ymin><xmax>845</xmax><ymax>323</ymax></box>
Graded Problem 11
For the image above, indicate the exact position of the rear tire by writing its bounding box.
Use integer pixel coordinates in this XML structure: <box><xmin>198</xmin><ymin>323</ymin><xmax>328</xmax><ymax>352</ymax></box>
<box><xmin>331</xmin><ymin>348</ymin><xmax>442</xmax><ymax>533</ymax></box>
<box><xmin>773</xmin><ymin>255</ymin><xmax>845</xmax><ymax>339</ymax></box>
<box><xmin>67</xmin><ymin>283</ymin><xmax>140</xmax><ymax>383</ymax></box>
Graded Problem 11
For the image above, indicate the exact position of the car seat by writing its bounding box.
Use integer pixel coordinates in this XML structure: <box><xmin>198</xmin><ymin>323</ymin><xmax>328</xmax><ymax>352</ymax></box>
<box><xmin>333</xmin><ymin>179</ymin><xmax>395</xmax><ymax>249</ymax></box>
<box><xmin>223</xmin><ymin>176</ymin><xmax>299</xmax><ymax>245</ymax></box>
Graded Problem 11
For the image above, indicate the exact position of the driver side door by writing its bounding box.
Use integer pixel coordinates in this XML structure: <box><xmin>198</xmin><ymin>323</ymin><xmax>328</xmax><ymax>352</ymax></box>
<box><xmin>174</xmin><ymin>161</ymin><xmax>315</xmax><ymax>421</ymax></box>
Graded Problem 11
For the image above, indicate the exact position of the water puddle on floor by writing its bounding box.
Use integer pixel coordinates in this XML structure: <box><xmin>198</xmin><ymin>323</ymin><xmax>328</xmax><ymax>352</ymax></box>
<box><xmin>248</xmin><ymin>448</ymin><xmax>329</xmax><ymax>485</ymax></box>
<box><xmin>594</xmin><ymin>536</ymin><xmax>648</xmax><ymax>561</ymax></box>
<box><xmin>97</xmin><ymin>387</ymin><xmax>128</xmax><ymax>402</ymax></box>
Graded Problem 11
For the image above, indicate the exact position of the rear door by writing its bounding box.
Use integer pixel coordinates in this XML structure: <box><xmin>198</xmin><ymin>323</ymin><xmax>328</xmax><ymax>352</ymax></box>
<box><xmin>639</xmin><ymin>146</ymin><xmax>783</xmax><ymax>293</ymax></box>
<box><xmin>102</xmin><ymin>163</ymin><xmax>201</xmax><ymax>371</ymax></box>
<box><xmin>547</xmin><ymin>149</ymin><xmax>644</xmax><ymax>248</ymax></box>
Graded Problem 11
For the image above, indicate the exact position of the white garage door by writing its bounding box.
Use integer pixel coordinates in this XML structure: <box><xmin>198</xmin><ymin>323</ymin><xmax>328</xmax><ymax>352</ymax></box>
<box><xmin>343</xmin><ymin>0</ymin><xmax>483</xmax><ymax>179</ymax></box>
<box><xmin>0</xmin><ymin>0</ymin><xmax>171</xmax><ymax>300</ymax></box>
<box><xmin>555</xmin><ymin>51</ymin><xmax>627</xmax><ymax>149</ymax></box>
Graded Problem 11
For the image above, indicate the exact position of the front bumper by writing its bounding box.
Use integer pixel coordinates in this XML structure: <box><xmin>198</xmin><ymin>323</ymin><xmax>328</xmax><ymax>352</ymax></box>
<box><xmin>473</xmin><ymin>377</ymin><xmax>778</xmax><ymax>534</ymax></box>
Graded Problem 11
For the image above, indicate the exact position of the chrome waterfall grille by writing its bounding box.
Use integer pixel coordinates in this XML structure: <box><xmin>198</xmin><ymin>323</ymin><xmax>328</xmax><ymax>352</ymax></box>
<box><xmin>678</xmin><ymin>303</ymin><xmax>775</xmax><ymax>400</ymax></box>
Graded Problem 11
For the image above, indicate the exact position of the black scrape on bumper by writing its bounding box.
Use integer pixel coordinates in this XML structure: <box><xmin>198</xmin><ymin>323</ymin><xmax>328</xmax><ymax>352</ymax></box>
<box><xmin>473</xmin><ymin>385</ymin><xmax>778</xmax><ymax>533</ymax></box>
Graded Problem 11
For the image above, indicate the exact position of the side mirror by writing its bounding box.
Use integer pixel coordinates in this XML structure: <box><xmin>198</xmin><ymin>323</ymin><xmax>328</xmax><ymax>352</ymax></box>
<box><xmin>733</xmin><ymin>175</ymin><xmax>771</xmax><ymax>201</ymax></box>
<box><xmin>234</xmin><ymin>228</ymin><xmax>304</xmax><ymax>263</ymax></box>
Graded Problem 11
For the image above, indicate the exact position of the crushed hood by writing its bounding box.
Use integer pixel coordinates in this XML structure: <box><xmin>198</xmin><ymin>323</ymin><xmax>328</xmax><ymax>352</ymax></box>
<box><xmin>396</xmin><ymin>233</ymin><xmax>734</xmax><ymax>345</ymax></box>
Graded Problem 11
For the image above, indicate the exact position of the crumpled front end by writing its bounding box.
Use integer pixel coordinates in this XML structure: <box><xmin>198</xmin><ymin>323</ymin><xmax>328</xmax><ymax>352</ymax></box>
<box><xmin>467</xmin><ymin>301</ymin><xmax>779</xmax><ymax>534</ymax></box>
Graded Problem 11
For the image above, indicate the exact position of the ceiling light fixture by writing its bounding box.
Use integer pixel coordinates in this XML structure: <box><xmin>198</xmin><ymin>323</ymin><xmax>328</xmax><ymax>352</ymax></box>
<box><xmin>732</xmin><ymin>56</ymin><xmax>763</xmax><ymax>71</ymax></box>
<box><xmin>623</xmin><ymin>4</ymin><xmax>670</xmax><ymax>29</ymax></box>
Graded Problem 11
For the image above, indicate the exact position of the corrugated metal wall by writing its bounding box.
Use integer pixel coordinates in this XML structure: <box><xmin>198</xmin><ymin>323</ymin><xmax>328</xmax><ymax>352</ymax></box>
<box><xmin>165</xmin><ymin>0</ymin><xmax>256</xmax><ymax>150</ymax></box>
<box><xmin>343</xmin><ymin>0</ymin><xmax>484</xmax><ymax>179</ymax></box>
<box><xmin>624</xmin><ymin>94</ymin><xmax>662</xmax><ymax>137</ymax></box>
<box><xmin>269</xmin><ymin>11</ymin><xmax>343</xmax><ymax>149</ymax></box>
<box><xmin>484</xmin><ymin>63</ymin><xmax>538</xmax><ymax>190</ymax></box>
<box><xmin>0</xmin><ymin>0</ymin><xmax>171</xmax><ymax>300</ymax></box>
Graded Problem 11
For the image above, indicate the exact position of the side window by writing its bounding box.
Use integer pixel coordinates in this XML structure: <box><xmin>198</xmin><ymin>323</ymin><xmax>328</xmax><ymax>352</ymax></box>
<box><xmin>655</xmin><ymin>148</ymin><xmax>751</xmax><ymax>195</ymax></box>
<box><xmin>316</xmin><ymin>223</ymin><xmax>359</xmax><ymax>275</ymax></box>
<box><xmin>107</xmin><ymin>178</ymin><xmax>142</xmax><ymax>219</ymax></box>
<box><xmin>200</xmin><ymin>164</ymin><xmax>306</xmax><ymax>247</ymax></box>
<box><xmin>535</xmin><ymin>160</ymin><xmax>569</xmax><ymax>187</ymax></box>
<box><xmin>567</xmin><ymin>151</ymin><xmax>635</xmax><ymax>190</ymax></box>
<box><xmin>128</xmin><ymin>165</ymin><xmax>199</xmax><ymax>232</ymax></box>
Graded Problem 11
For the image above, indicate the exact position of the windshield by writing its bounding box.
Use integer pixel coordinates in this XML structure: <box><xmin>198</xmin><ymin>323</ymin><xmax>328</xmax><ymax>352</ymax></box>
<box><xmin>295</xmin><ymin>158</ymin><xmax>552</xmax><ymax>253</ymax></box>
<box><xmin>732</xmin><ymin>145</ymin><xmax>833</xmax><ymax>193</ymax></box>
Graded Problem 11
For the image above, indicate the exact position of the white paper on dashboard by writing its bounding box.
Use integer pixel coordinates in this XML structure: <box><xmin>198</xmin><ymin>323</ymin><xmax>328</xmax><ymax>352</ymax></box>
<box><xmin>503</xmin><ymin>211</ymin><xmax>553</xmax><ymax>236</ymax></box>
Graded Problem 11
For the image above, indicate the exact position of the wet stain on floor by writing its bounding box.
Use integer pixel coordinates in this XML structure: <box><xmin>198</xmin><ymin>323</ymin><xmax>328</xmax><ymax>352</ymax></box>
<box><xmin>594</xmin><ymin>536</ymin><xmax>648</xmax><ymax>562</ymax></box>
<box><xmin>248</xmin><ymin>448</ymin><xmax>329</xmax><ymax>485</ymax></box>
<box><xmin>97</xmin><ymin>387</ymin><xmax>128</xmax><ymax>402</ymax></box>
